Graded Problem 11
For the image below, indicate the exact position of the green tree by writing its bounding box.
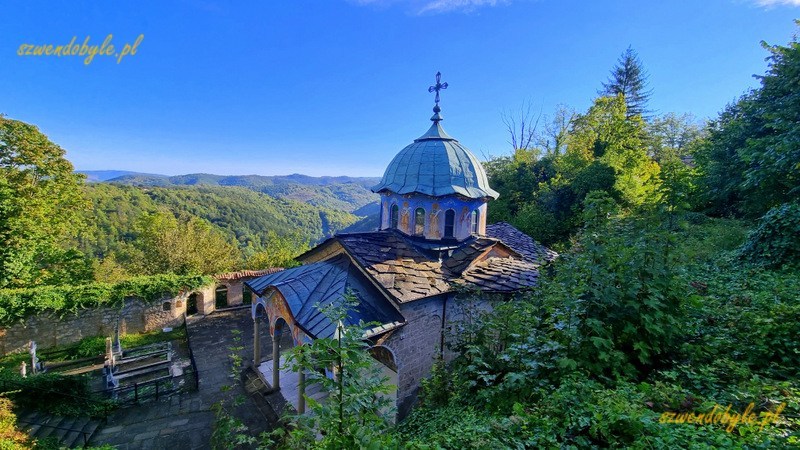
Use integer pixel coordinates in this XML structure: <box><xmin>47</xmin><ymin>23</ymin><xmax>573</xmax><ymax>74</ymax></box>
<box><xmin>647</xmin><ymin>113</ymin><xmax>704</xmax><ymax>162</ymax></box>
<box><xmin>600</xmin><ymin>47</ymin><xmax>652</xmax><ymax>119</ymax></box>
<box><xmin>738</xmin><ymin>33</ymin><xmax>800</xmax><ymax>211</ymax></box>
<box><xmin>0</xmin><ymin>116</ymin><xmax>89</xmax><ymax>288</ymax></box>
<box><xmin>696</xmin><ymin>26</ymin><xmax>800</xmax><ymax>217</ymax></box>
<box><xmin>564</xmin><ymin>95</ymin><xmax>660</xmax><ymax>207</ymax></box>
<box><xmin>244</xmin><ymin>231</ymin><xmax>308</xmax><ymax>269</ymax></box>
<box><xmin>132</xmin><ymin>211</ymin><xmax>239</xmax><ymax>275</ymax></box>
<box><xmin>693</xmin><ymin>100</ymin><xmax>753</xmax><ymax>216</ymax></box>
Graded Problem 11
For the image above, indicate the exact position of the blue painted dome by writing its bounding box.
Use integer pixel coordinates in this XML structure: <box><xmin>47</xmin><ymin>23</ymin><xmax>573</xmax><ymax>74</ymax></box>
<box><xmin>372</xmin><ymin>120</ymin><xmax>499</xmax><ymax>200</ymax></box>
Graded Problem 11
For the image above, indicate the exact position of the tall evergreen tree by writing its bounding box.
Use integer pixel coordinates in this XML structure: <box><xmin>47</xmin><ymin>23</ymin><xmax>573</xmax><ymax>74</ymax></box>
<box><xmin>600</xmin><ymin>47</ymin><xmax>653</xmax><ymax>119</ymax></box>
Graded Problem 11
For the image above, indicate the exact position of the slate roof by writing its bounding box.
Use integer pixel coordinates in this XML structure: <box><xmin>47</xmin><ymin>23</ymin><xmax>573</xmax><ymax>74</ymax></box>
<box><xmin>371</xmin><ymin>121</ymin><xmax>499</xmax><ymax>200</ymax></box>
<box><xmin>245</xmin><ymin>253</ymin><xmax>404</xmax><ymax>339</ymax></box>
<box><xmin>327</xmin><ymin>222</ymin><xmax>555</xmax><ymax>303</ymax></box>
<box><xmin>485</xmin><ymin>222</ymin><xmax>558</xmax><ymax>264</ymax></box>
<box><xmin>248</xmin><ymin>223</ymin><xmax>556</xmax><ymax>336</ymax></box>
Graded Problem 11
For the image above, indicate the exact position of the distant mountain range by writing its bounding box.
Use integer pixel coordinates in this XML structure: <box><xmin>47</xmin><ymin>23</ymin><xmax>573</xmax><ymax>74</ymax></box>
<box><xmin>78</xmin><ymin>170</ymin><xmax>166</xmax><ymax>182</ymax></box>
<box><xmin>77</xmin><ymin>170</ymin><xmax>382</xmax><ymax>214</ymax></box>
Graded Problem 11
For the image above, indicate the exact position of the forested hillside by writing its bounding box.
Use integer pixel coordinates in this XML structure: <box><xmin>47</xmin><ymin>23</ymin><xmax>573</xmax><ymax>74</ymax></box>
<box><xmin>102</xmin><ymin>172</ymin><xmax>380</xmax><ymax>213</ymax></box>
<box><xmin>72</xmin><ymin>183</ymin><xmax>365</xmax><ymax>281</ymax></box>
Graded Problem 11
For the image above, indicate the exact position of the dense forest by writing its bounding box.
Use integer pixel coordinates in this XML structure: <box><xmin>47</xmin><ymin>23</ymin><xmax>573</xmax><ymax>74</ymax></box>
<box><xmin>1</xmin><ymin>22</ymin><xmax>799</xmax><ymax>450</ymax></box>
<box><xmin>78</xmin><ymin>183</ymin><xmax>366</xmax><ymax>279</ymax></box>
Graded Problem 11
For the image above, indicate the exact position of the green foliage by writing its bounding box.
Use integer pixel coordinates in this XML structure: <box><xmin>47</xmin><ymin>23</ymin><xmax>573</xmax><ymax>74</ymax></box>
<box><xmin>0</xmin><ymin>273</ymin><xmax>211</xmax><ymax>325</ymax></box>
<box><xmin>487</xmin><ymin>96</ymin><xmax>662</xmax><ymax>245</ymax></box>
<box><xmin>696</xmin><ymin>26</ymin><xmax>800</xmax><ymax>217</ymax></box>
<box><xmin>400</xmin><ymin>214</ymin><xmax>800</xmax><ymax>448</ymax></box>
<box><xmin>0</xmin><ymin>116</ymin><xmax>90</xmax><ymax>288</ymax></box>
<box><xmin>0</xmin><ymin>371</ymin><xmax>113</xmax><ymax>418</ymax></box>
<box><xmin>131</xmin><ymin>211</ymin><xmax>239</xmax><ymax>275</ymax></box>
<box><xmin>738</xmin><ymin>202</ymin><xmax>800</xmax><ymax>268</ymax></box>
<box><xmin>244</xmin><ymin>231</ymin><xmax>309</xmax><ymax>269</ymax></box>
<box><xmin>77</xmin><ymin>183</ymin><xmax>357</xmax><ymax>279</ymax></box>
<box><xmin>0</xmin><ymin>397</ymin><xmax>33</xmax><ymax>449</ymax></box>
<box><xmin>564</xmin><ymin>96</ymin><xmax>660</xmax><ymax>207</ymax></box>
<box><xmin>647</xmin><ymin>113</ymin><xmax>704</xmax><ymax>162</ymax></box>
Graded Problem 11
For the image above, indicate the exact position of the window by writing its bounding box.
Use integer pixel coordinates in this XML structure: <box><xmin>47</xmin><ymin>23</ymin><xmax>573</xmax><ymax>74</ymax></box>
<box><xmin>162</xmin><ymin>301</ymin><xmax>172</xmax><ymax>311</ymax></box>
<box><xmin>471</xmin><ymin>210</ymin><xmax>479</xmax><ymax>234</ymax></box>
<box><xmin>390</xmin><ymin>204</ymin><xmax>399</xmax><ymax>229</ymax></box>
<box><xmin>414</xmin><ymin>208</ymin><xmax>425</xmax><ymax>235</ymax></box>
<box><xmin>444</xmin><ymin>209</ymin><xmax>455</xmax><ymax>238</ymax></box>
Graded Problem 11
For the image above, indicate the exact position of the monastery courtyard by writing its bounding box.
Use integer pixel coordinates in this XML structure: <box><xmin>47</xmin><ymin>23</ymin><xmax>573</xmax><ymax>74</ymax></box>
<box><xmin>90</xmin><ymin>308</ymin><xmax>286</xmax><ymax>450</ymax></box>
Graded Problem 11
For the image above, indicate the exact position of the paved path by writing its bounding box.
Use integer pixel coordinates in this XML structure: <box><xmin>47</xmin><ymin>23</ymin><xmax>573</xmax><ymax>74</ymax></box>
<box><xmin>90</xmin><ymin>308</ymin><xmax>278</xmax><ymax>450</ymax></box>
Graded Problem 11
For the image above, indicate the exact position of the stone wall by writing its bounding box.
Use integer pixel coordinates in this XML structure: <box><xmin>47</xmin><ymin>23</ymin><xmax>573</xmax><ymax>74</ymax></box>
<box><xmin>0</xmin><ymin>271</ymin><xmax>276</xmax><ymax>355</ymax></box>
<box><xmin>382</xmin><ymin>292</ymin><xmax>495</xmax><ymax>418</ymax></box>
<box><xmin>0</xmin><ymin>292</ymin><xmax>195</xmax><ymax>355</ymax></box>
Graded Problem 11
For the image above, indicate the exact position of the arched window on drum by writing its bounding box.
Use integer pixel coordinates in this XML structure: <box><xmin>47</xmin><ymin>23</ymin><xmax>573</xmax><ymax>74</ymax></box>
<box><xmin>414</xmin><ymin>208</ymin><xmax>425</xmax><ymax>236</ymax></box>
<box><xmin>390</xmin><ymin>204</ymin><xmax>399</xmax><ymax>229</ymax></box>
<box><xmin>444</xmin><ymin>209</ymin><xmax>456</xmax><ymax>238</ymax></box>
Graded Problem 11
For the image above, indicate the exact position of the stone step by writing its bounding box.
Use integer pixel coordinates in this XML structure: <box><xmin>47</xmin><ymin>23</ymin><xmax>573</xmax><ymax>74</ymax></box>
<box><xmin>48</xmin><ymin>416</ymin><xmax>78</xmax><ymax>442</ymax></box>
<box><xmin>78</xmin><ymin>419</ymin><xmax>102</xmax><ymax>448</ymax></box>
<box><xmin>18</xmin><ymin>411</ymin><xmax>102</xmax><ymax>449</ymax></box>
<box><xmin>61</xmin><ymin>416</ymin><xmax>92</xmax><ymax>448</ymax></box>
<box><xmin>31</xmin><ymin>415</ymin><xmax>66</xmax><ymax>440</ymax></box>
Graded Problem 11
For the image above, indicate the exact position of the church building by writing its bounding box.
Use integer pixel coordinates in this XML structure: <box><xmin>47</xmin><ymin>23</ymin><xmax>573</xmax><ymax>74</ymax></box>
<box><xmin>245</xmin><ymin>73</ymin><xmax>556</xmax><ymax>418</ymax></box>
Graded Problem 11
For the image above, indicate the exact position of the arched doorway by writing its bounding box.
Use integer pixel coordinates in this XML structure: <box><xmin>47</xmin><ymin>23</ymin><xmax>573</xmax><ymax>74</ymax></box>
<box><xmin>187</xmin><ymin>293</ymin><xmax>199</xmax><ymax>315</ymax></box>
<box><xmin>215</xmin><ymin>285</ymin><xmax>228</xmax><ymax>309</ymax></box>
<box><xmin>243</xmin><ymin>284</ymin><xmax>254</xmax><ymax>305</ymax></box>
<box><xmin>368</xmin><ymin>345</ymin><xmax>399</xmax><ymax>423</ymax></box>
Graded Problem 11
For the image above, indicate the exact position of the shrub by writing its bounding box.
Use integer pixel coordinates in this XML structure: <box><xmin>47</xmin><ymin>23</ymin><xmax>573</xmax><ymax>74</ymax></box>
<box><xmin>738</xmin><ymin>202</ymin><xmax>800</xmax><ymax>268</ymax></box>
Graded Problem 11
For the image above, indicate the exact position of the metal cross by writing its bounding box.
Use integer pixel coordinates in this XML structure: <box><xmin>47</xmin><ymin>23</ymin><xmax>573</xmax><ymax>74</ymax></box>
<box><xmin>428</xmin><ymin>72</ymin><xmax>448</xmax><ymax>105</ymax></box>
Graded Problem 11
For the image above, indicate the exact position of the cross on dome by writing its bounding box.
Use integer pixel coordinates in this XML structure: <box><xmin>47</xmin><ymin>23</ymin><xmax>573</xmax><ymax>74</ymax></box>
<box><xmin>428</xmin><ymin>71</ymin><xmax>448</xmax><ymax>105</ymax></box>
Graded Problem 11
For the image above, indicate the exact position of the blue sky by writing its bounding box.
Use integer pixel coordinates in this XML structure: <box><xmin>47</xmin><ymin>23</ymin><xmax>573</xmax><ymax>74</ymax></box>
<box><xmin>1</xmin><ymin>0</ymin><xmax>797</xmax><ymax>177</ymax></box>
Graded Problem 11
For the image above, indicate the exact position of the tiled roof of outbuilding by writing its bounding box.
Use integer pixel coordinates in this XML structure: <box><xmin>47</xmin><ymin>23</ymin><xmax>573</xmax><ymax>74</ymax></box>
<box><xmin>485</xmin><ymin>222</ymin><xmax>558</xmax><ymax>264</ymax></box>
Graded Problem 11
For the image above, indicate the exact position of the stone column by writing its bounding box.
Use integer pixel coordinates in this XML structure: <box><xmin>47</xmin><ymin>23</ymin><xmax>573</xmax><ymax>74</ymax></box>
<box><xmin>297</xmin><ymin>368</ymin><xmax>306</xmax><ymax>414</ymax></box>
<box><xmin>253</xmin><ymin>319</ymin><xmax>261</xmax><ymax>367</ymax></box>
<box><xmin>272</xmin><ymin>333</ymin><xmax>280</xmax><ymax>390</ymax></box>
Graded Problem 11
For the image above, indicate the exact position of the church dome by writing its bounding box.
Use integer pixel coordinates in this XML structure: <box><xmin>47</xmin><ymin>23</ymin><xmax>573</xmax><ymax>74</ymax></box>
<box><xmin>371</xmin><ymin>118</ymin><xmax>499</xmax><ymax>200</ymax></box>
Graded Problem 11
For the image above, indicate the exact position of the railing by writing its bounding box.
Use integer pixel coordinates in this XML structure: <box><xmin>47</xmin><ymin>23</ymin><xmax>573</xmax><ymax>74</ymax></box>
<box><xmin>183</xmin><ymin>313</ymin><xmax>201</xmax><ymax>390</ymax></box>
<box><xmin>16</xmin><ymin>419</ymin><xmax>92</xmax><ymax>448</ymax></box>
<box><xmin>106</xmin><ymin>367</ymin><xmax>198</xmax><ymax>406</ymax></box>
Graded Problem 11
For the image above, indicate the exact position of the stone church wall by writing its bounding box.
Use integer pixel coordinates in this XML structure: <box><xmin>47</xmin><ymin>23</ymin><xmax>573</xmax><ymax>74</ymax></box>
<box><xmin>384</xmin><ymin>292</ymin><xmax>496</xmax><ymax>418</ymax></box>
